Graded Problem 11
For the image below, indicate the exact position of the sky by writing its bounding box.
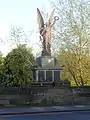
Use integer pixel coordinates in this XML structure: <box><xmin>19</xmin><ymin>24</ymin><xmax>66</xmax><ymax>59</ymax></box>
<box><xmin>0</xmin><ymin>0</ymin><xmax>55</xmax><ymax>56</ymax></box>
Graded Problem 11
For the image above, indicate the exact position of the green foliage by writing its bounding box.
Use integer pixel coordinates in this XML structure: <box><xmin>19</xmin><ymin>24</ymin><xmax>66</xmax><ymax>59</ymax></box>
<box><xmin>53</xmin><ymin>0</ymin><xmax>90</xmax><ymax>86</ymax></box>
<box><xmin>57</xmin><ymin>50</ymin><xmax>90</xmax><ymax>86</ymax></box>
<box><xmin>0</xmin><ymin>53</ymin><xmax>6</xmax><ymax>86</ymax></box>
<box><xmin>2</xmin><ymin>44</ymin><xmax>35</xmax><ymax>86</ymax></box>
<box><xmin>0</xmin><ymin>53</ymin><xmax>4</xmax><ymax>71</ymax></box>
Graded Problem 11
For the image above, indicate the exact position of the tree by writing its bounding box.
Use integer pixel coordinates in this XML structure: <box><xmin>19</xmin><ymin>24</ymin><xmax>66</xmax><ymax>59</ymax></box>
<box><xmin>57</xmin><ymin>50</ymin><xmax>90</xmax><ymax>86</ymax></box>
<box><xmin>8</xmin><ymin>25</ymin><xmax>31</xmax><ymax>47</ymax></box>
<box><xmin>53</xmin><ymin>0</ymin><xmax>90</xmax><ymax>52</ymax></box>
<box><xmin>0</xmin><ymin>52</ymin><xmax>4</xmax><ymax>71</ymax></box>
<box><xmin>52</xmin><ymin>0</ymin><xmax>90</xmax><ymax>86</ymax></box>
<box><xmin>3</xmin><ymin>44</ymin><xmax>35</xmax><ymax>86</ymax></box>
<box><xmin>0</xmin><ymin>52</ymin><xmax>6</xmax><ymax>86</ymax></box>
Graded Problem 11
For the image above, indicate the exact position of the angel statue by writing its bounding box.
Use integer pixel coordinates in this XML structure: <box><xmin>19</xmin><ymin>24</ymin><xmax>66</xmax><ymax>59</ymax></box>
<box><xmin>37</xmin><ymin>8</ymin><xmax>59</xmax><ymax>56</ymax></box>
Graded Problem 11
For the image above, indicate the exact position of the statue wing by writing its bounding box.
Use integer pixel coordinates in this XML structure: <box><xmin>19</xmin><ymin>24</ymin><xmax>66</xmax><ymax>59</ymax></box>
<box><xmin>45</xmin><ymin>9</ymin><xmax>55</xmax><ymax>55</ymax></box>
<box><xmin>47</xmin><ymin>9</ymin><xmax>55</xmax><ymax>26</ymax></box>
<box><xmin>37</xmin><ymin>8</ymin><xmax>44</xmax><ymax>34</ymax></box>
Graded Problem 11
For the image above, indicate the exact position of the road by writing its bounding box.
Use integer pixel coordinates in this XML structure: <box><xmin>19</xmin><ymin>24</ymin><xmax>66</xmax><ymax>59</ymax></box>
<box><xmin>0</xmin><ymin>111</ymin><xmax>90</xmax><ymax>120</ymax></box>
<box><xmin>0</xmin><ymin>106</ymin><xmax>90</xmax><ymax>120</ymax></box>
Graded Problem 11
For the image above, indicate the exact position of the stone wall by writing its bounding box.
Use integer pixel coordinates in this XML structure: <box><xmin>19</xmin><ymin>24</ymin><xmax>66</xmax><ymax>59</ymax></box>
<box><xmin>0</xmin><ymin>86</ymin><xmax>90</xmax><ymax>106</ymax></box>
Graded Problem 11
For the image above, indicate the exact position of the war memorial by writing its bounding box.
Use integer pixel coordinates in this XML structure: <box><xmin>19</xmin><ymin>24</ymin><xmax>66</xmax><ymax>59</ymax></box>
<box><xmin>32</xmin><ymin>8</ymin><xmax>63</xmax><ymax>84</ymax></box>
<box><xmin>0</xmin><ymin>8</ymin><xmax>90</xmax><ymax>120</ymax></box>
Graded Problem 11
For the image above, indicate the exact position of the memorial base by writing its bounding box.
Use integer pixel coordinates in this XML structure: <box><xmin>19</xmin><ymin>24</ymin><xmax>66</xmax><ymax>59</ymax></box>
<box><xmin>32</xmin><ymin>68</ymin><xmax>62</xmax><ymax>82</ymax></box>
<box><xmin>32</xmin><ymin>56</ymin><xmax>63</xmax><ymax>83</ymax></box>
